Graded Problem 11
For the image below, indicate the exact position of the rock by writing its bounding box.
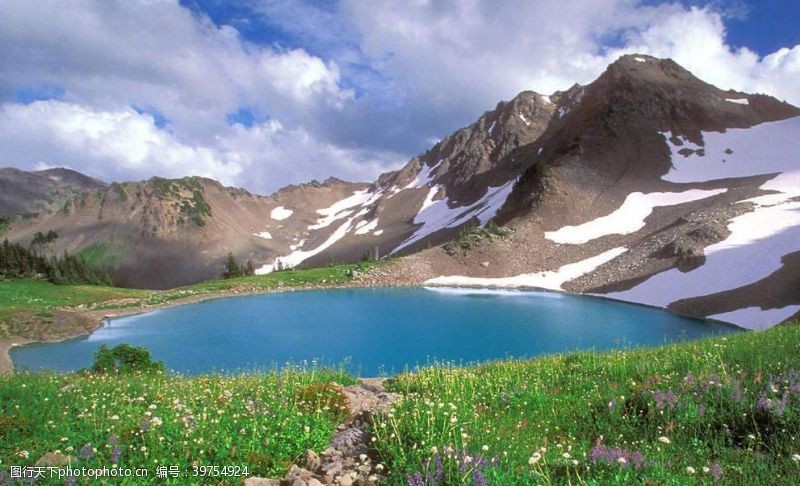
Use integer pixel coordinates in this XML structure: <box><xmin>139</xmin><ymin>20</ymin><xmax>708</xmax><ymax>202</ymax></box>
<box><xmin>35</xmin><ymin>452</ymin><xmax>76</xmax><ymax>467</ymax></box>
<box><xmin>337</xmin><ymin>474</ymin><xmax>354</xmax><ymax>486</ymax></box>
<box><xmin>301</xmin><ymin>449</ymin><xmax>321</xmax><ymax>472</ymax></box>
<box><xmin>244</xmin><ymin>478</ymin><xmax>280</xmax><ymax>486</ymax></box>
<box><xmin>480</xmin><ymin>261</ymin><xmax>490</xmax><ymax>268</ymax></box>
<box><xmin>307</xmin><ymin>479</ymin><xmax>324</xmax><ymax>486</ymax></box>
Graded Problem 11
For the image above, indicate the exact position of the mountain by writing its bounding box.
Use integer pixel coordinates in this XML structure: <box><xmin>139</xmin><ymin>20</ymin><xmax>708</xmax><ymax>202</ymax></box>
<box><xmin>2</xmin><ymin>54</ymin><xmax>799</xmax><ymax>330</ymax></box>
<box><xmin>0</xmin><ymin>167</ymin><xmax>106</xmax><ymax>218</ymax></box>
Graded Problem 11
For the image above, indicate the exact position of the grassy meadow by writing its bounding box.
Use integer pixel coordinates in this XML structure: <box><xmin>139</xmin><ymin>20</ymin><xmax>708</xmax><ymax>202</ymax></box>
<box><xmin>0</xmin><ymin>261</ymin><xmax>382</xmax><ymax>337</ymax></box>
<box><xmin>1</xmin><ymin>323</ymin><xmax>799</xmax><ymax>483</ymax></box>
<box><xmin>373</xmin><ymin>323</ymin><xmax>800</xmax><ymax>485</ymax></box>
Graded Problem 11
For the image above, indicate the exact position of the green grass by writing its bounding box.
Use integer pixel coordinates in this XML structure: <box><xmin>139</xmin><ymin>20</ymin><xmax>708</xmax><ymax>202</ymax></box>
<box><xmin>74</xmin><ymin>239</ymin><xmax>126</xmax><ymax>269</ymax></box>
<box><xmin>372</xmin><ymin>323</ymin><xmax>800</xmax><ymax>484</ymax></box>
<box><xmin>2</xmin><ymin>322</ymin><xmax>799</xmax><ymax>484</ymax></box>
<box><xmin>0</xmin><ymin>280</ymin><xmax>145</xmax><ymax>324</ymax></box>
<box><xmin>0</xmin><ymin>368</ymin><xmax>355</xmax><ymax>483</ymax></box>
<box><xmin>0</xmin><ymin>260</ymin><xmax>385</xmax><ymax>336</ymax></box>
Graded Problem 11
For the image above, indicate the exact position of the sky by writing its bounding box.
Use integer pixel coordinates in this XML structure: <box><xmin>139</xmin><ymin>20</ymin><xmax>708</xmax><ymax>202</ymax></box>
<box><xmin>0</xmin><ymin>0</ymin><xmax>797</xmax><ymax>195</ymax></box>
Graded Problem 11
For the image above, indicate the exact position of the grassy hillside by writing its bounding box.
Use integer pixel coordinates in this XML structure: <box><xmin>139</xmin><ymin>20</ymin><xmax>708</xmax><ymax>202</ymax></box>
<box><xmin>0</xmin><ymin>261</ymin><xmax>383</xmax><ymax>338</ymax></box>
<box><xmin>1</xmin><ymin>323</ymin><xmax>799</xmax><ymax>483</ymax></box>
<box><xmin>0</xmin><ymin>368</ymin><xmax>354</xmax><ymax>481</ymax></box>
<box><xmin>375</xmin><ymin>323</ymin><xmax>800</xmax><ymax>485</ymax></box>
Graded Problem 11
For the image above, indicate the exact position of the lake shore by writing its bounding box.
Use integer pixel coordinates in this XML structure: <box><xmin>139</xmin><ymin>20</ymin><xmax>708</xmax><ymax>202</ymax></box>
<box><xmin>0</xmin><ymin>264</ymin><xmax>423</xmax><ymax>373</ymax></box>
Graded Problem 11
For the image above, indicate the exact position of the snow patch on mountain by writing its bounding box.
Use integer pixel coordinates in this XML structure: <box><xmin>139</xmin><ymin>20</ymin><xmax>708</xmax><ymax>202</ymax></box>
<box><xmin>270</xmin><ymin>206</ymin><xmax>293</xmax><ymax>220</ymax></box>
<box><xmin>309</xmin><ymin>189</ymin><xmax>377</xmax><ymax>230</ymax></box>
<box><xmin>253</xmin><ymin>231</ymin><xmax>272</xmax><ymax>240</ymax></box>
<box><xmin>403</xmin><ymin>160</ymin><xmax>442</xmax><ymax>190</ymax></box>
<box><xmin>425</xmin><ymin>247</ymin><xmax>627</xmax><ymax>291</ymax></box>
<box><xmin>606</xmin><ymin>116</ymin><xmax>800</xmax><ymax>329</ymax></box>
<box><xmin>392</xmin><ymin>179</ymin><xmax>516</xmax><ymax>254</ymax></box>
<box><xmin>545</xmin><ymin>189</ymin><xmax>727</xmax><ymax>244</ymax></box>
<box><xmin>710</xmin><ymin>305</ymin><xmax>800</xmax><ymax>331</ymax></box>
<box><xmin>256</xmin><ymin>217</ymin><xmax>357</xmax><ymax>274</ymax></box>
<box><xmin>725</xmin><ymin>98</ymin><xmax>749</xmax><ymax>105</ymax></box>
<box><xmin>355</xmin><ymin>218</ymin><xmax>379</xmax><ymax>235</ymax></box>
<box><xmin>662</xmin><ymin>117</ymin><xmax>799</xmax><ymax>183</ymax></box>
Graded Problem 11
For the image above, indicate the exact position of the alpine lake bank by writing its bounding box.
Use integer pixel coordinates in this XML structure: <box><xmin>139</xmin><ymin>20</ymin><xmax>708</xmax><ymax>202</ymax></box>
<box><xmin>2</xmin><ymin>264</ymin><xmax>800</xmax><ymax>484</ymax></box>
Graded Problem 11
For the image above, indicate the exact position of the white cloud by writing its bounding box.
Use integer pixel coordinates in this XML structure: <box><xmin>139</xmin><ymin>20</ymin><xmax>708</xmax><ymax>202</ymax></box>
<box><xmin>0</xmin><ymin>0</ymin><xmax>797</xmax><ymax>194</ymax></box>
<box><xmin>0</xmin><ymin>100</ymin><xmax>242</xmax><ymax>184</ymax></box>
<box><xmin>0</xmin><ymin>100</ymin><xmax>403</xmax><ymax>192</ymax></box>
<box><xmin>347</xmin><ymin>0</ymin><xmax>800</xmax><ymax>127</ymax></box>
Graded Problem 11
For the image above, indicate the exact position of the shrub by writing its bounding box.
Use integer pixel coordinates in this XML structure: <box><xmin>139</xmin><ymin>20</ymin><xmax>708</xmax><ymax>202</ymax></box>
<box><xmin>90</xmin><ymin>344</ymin><xmax>164</xmax><ymax>374</ymax></box>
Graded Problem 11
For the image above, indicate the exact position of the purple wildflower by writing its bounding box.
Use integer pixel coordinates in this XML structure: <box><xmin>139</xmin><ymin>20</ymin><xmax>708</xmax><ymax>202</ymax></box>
<box><xmin>433</xmin><ymin>455</ymin><xmax>443</xmax><ymax>482</ymax></box>
<box><xmin>78</xmin><ymin>443</ymin><xmax>94</xmax><ymax>460</ymax></box>
<box><xmin>472</xmin><ymin>469</ymin><xmax>488</xmax><ymax>486</ymax></box>
<box><xmin>64</xmin><ymin>476</ymin><xmax>77</xmax><ymax>486</ymax></box>
<box><xmin>406</xmin><ymin>471</ymin><xmax>424</xmax><ymax>486</ymax></box>
<box><xmin>665</xmin><ymin>390</ymin><xmax>677</xmax><ymax>409</ymax></box>
<box><xmin>110</xmin><ymin>446</ymin><xmax>122</xmax><ymax>464</ymax></box>
<box><xmin>107</xmin><ymin>434</ymin><xmax>117</xmax><ymax>447</ymax></box>
<box><xmin>140</xmin><ymin>418</ymin><xmax>149</xmax><ymax>432</ymax></box>
<box><xmin>697</xmin><ymin>404</ymin><xmax>706</xmax><ymax>418</ymax></box>
<box><xmin>589</xmin><ymin>443</ymin><xmax>645</xmax><ymax>470</ymax></box>
<box><xmin>710</xmin><ymin>463</ymin><xmax>723</xmax><ymax>482</ymax></box>
<box><xmin>756</xmin><ymin>395</ymin><xmax>771</xmax><ymax>412</ymax></box>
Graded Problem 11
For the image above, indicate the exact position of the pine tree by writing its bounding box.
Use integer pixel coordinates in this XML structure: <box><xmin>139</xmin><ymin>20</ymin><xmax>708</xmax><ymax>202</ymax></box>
<box><xmin>222</xmin><ymin>252</ymin><xmax>242</xmax><ymax>279</ymax></box>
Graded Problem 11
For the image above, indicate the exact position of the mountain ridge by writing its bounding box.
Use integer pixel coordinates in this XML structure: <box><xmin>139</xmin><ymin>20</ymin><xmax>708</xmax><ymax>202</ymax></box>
<box><xmin>2</xmin><ymin>54</ymin><xmax>799</xmax><ymax>329</ymax></box>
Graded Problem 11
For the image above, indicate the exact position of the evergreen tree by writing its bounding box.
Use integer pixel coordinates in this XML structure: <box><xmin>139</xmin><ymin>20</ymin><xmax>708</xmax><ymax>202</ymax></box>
<box><xmin>222</xmin><ymin>252</ymin><xmax>242</xmax><ymax>279</ymax></box>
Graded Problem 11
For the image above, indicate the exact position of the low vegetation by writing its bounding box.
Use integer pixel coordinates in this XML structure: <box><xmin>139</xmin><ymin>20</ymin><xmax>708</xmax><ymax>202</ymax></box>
<box><xmin>150</xmin><ymin>177</ymin><xmax>212</xmax><ymax>227</ymax></box>
<box><xmin>2</xmin><ymin>323</ymin><xmax>799</xmax><ymax>484</ymax></box>
<box><xmin>443</xmin><ymin>221</ymin><xmax>512</xmax><ymax>257</ymax></box>
<box><xmin>374</xmin><ymin>323</ymin><xmax>800</xmax><ymax>485</ymax></box>
<box><xmin>0</xmin><ymin>260</ymin><xmax>385</xmax><ymax>337</ymax></box>
<box><xmin>0</xmin><ymin>365</ymin><xmax>354</xmax><ymax>481</ymax></box>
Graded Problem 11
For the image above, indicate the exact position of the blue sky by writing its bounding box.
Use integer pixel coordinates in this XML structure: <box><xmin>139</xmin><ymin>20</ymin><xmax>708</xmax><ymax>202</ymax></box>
<box><xmin>0</xmin><ymin>0</ymin><xmax>798</xmax><ymax>194</ymax></box>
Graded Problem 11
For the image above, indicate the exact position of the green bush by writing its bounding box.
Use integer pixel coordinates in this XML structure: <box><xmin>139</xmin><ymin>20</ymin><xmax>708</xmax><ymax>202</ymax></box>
<box><xmin>90</xmin><ymin>344</ymin><xmax>165</xmax><ymax>374</ymax></box>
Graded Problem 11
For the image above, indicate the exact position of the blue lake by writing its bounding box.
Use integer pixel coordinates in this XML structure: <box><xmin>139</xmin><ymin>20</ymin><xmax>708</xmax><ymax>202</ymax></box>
<box><xmin>10</xmin><ymin>287</ymin><xmax>737</xmax><ymax>376</ymax></box>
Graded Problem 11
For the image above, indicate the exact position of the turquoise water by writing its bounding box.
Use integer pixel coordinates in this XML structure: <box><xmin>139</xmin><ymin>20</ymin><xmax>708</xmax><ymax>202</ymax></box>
<box><xmin>10</xmin><ymin>287</ymin><xmax>737</xmax><ymax>376</ymax></box>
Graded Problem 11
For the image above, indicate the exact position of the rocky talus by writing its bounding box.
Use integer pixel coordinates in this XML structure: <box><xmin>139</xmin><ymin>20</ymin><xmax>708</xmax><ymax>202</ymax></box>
<box><xmin>245</xmin><ymin>378</ymin><xmax>400</xmax><ymax>486</ymax></box>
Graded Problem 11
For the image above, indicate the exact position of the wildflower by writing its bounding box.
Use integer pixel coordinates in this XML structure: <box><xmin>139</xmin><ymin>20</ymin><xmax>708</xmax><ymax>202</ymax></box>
<box><xmin>710</xmin><ymin>463</ymin><xmax>723</xmax><ymax>482</ymax></box>
<box><xmin>793</xmin><ymin>454</ymin><xmax>800</xmax><ymax>462</ymax></box>
<box><xmin>18</xmin><ymin>450</ymin><xmax>29</xmax><ymax>459</ymax></box>
<box><xmin>686</xmin><ymin>466</ymin><xmax>696</xmax><ymax>474</ymax></box>
<box><xmin>79</xmin><ymin>444</ymin><xmax>94</xmax><ymax>460</ymax></box>
<box><xmin>562</xmin><ymin>452</ymin><xmax>571</xmax><ymax>459</ymax></box>
<box><xmin>110</xmin><ymin>446</ymin><xmax>122</xmax><ymax>463</ymax></box>
<box><xmin>617</xmin><ymin>457</ymin><xmax>627</xmax><ymax>465</ymax></box>
<box><xmin>472</xmin><ymin>469</ymin><xmax>488</xmax><ymax>486</ymax></box>
<box><xmin>60</xmin><ymin>437</ymin><xmax>69</xmax><ymax>442</ymax></box>
<box><xmin>110</xmin><ymin>415</ymin><xmax>119</xmax><ymax>420</ymax></box>
<box><xmin>151</xmin><ymin>417</ymin><xmax>163</xmax><ymax>427</ymax></box>
<box><xmin>658</xmin><ymin>436</ymin><xmax>671</xmax><ymax>444</ymax></box>
<box><xmin>528</xmin><ymin>452</ymin><xmax>542</xmax><ymax>465</ymax></box>
<box><xmin>482</xmin><ymin>445</ymin><xmax>489</xmax><ymax>452</ymax></box>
